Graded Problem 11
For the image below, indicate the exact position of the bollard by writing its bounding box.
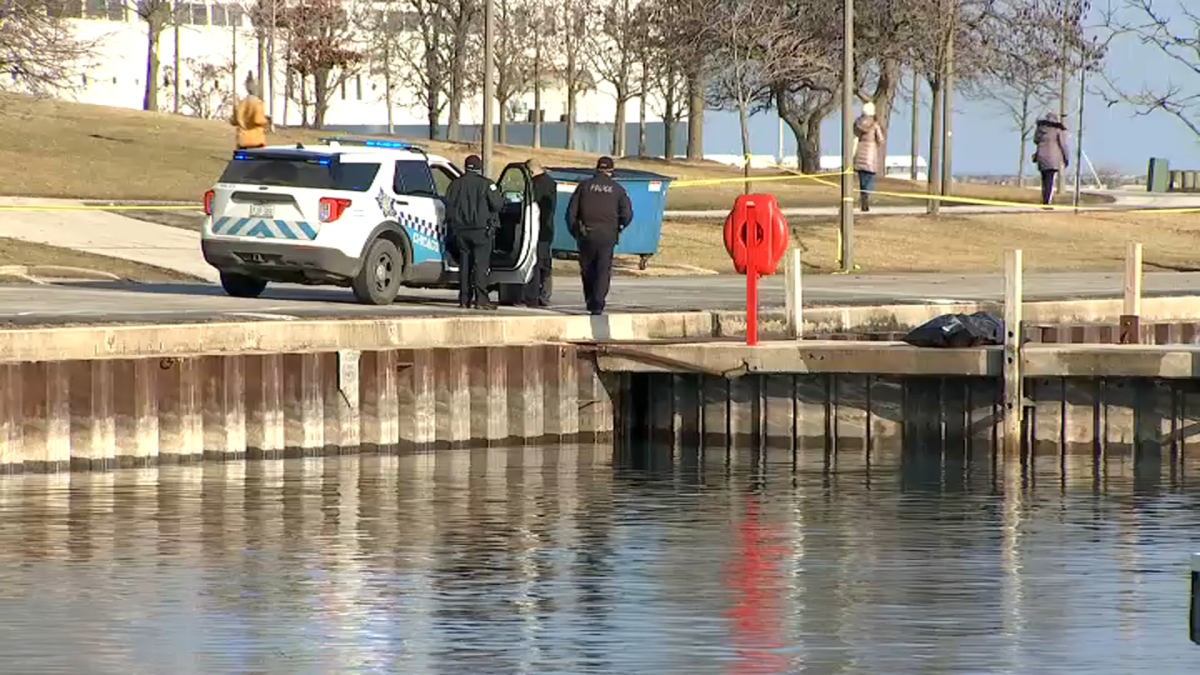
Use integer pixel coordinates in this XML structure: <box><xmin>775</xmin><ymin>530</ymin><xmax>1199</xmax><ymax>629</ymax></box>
<box><xmin>784</xmin><ymin>249</ymin><xmax>803</xmax><ymax>339</ymax></box>
<box><xmin>1192</xmin><ymin>553</ymin><xmax>1200</xmax><ymax>644</ymax></box>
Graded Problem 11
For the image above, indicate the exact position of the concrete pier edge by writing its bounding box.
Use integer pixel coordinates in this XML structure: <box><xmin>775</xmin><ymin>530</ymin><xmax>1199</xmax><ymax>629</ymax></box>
<box><xmin>4</xmin><ymin>295</ymin><xmax>1200</xmax><ymax>362</ymax></box>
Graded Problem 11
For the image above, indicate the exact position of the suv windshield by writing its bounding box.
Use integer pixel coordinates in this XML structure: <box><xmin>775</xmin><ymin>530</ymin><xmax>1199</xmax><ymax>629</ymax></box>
<box><xmin>218</xmin><ymin>156</ymin><xmax>380</xmax><ymax>192</ymax></box>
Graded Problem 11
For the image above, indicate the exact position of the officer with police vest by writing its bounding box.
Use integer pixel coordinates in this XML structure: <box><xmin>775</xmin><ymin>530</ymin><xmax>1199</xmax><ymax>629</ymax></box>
<box><xmin>566</xmin><ymin>156</ymin><xmax>632</xmax><ymax>315</ymax></box>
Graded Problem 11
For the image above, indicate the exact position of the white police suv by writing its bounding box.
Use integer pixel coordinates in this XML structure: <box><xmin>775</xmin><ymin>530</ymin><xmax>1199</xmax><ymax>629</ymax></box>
<box><xmin>201</xmin><ymin>137</ymin><xmax>539</xmax><ymax>305</ymax></box>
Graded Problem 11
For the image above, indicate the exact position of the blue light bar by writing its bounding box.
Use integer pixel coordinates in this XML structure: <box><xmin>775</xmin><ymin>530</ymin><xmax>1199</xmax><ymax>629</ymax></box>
<box><xmin>318</xmin><ymin>136</ymin><xmax>427</xmax><ymax>153</ymax></box>
<box><xmin>233</xmin><ymin>152</ymin><xmax>250</xmax><ymax>160</ymax></box>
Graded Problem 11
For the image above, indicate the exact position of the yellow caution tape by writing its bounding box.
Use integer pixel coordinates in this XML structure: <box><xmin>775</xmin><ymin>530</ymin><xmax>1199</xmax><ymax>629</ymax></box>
<box><xmin>671</xmin><ymin>169</ymin><xmax>851</xmax><ymax>189</ymax></box>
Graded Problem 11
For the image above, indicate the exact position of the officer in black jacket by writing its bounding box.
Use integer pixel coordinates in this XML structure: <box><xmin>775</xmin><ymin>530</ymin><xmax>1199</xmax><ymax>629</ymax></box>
<box><xmin>567</xmin><ymin>156</ymin><xmax>632</xmax><ymax>315</ymax></box>
<box><xmin>521</xmin><ymin>159</ymin><xmax>558</xmax><ymax>307</ymax></box>
<box><xmin>446</xmin><ymin>154</ymin><xmax>502</xmax><ymax>310</ymax></box>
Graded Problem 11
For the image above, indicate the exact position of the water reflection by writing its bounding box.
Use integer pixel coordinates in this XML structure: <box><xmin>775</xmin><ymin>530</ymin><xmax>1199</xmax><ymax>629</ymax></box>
<box><xmin>0</xmin><ymin>444</ymin><xmax>1195</xmax><ymax>674</ymax></box>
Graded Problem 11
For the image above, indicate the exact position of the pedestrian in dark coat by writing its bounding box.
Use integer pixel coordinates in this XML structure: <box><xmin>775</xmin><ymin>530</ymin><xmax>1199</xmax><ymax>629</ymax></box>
<box><xmin>1033</xmin><ymin>112</ymin><xmax>1070</xmax><ymax>205</ymax></box>
<box><xmin>445</xmin><ymin>154</ymin><xmax>502</xmax><ymax>309</ymax></box>
<box><xmin>567</xmin><ymin>156</ymin><xmax>632</xmax><ymax>315</ymax></box>
<box><xmin>521</xmin><ymin>159</ymin><xmax>557</xmax><ymax>307</ymax></box>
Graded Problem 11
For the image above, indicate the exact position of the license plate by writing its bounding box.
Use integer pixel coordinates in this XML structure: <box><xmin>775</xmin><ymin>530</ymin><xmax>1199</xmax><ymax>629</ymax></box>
<box><xmin>249</xmin><ymin>204</ymin><xmax>275</xmax><ymax>218</ymax></box>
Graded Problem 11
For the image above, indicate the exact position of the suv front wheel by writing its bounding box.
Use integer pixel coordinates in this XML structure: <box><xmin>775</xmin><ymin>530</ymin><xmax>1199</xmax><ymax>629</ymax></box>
<box><xmin>352</xmin><ymin>238</ymin><xmax>403</xmax><ymax>305</ymax></box>
<box><xmin>220</xmin><ymin>272</ymin><xmax>268</xmax><ymax>298</ymax></box>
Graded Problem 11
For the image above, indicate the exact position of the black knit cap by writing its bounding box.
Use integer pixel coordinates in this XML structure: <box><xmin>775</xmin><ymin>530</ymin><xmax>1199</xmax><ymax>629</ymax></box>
<box><xmin>596</xmin><ymin>156</ymin><xmax>615</xmax><ymax>171</ymax></box>
<box><xmin>465</xmin><ymin>154</ymin><xmax>483</xmax><ymax>171</ymax></box>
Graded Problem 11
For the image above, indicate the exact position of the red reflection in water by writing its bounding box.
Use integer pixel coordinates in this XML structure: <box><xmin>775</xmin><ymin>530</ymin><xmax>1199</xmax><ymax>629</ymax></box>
<box><xmin>725</xmin><ymin>496</ymin><xmax>790</xmax><ymax>675</ymax></box>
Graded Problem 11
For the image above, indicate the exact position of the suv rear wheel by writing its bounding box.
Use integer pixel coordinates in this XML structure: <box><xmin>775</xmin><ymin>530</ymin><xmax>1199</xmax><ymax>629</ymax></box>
<box><xmin>220</xmin><ymin>272</ymin><xmax>268</xmax><ymax>298</ymax></box>
<box><xmin>352</xmin><ymin>238</ymin><xmax>403</xmax><ymax>305</ymax></box>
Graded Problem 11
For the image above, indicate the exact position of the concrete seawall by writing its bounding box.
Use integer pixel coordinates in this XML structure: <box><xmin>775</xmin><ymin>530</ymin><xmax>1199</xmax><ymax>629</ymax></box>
<box><xmin>0</xmin><ymin>345</ymin><xmax>614</xmax><ymax>472</ymax></box>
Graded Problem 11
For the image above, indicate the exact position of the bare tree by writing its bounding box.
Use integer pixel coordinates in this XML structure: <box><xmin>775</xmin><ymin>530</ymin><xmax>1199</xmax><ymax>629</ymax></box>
<box><xmin>283</xmin><ymin>0</ymin><xmax>363</xmax><ymax>128</ymax></box>
<box><xmin>970</xmin><ymin>0</ymin><xmax>1062</xmax><ymax>187</ymax></box>
<box><xmin>559</xmin><ymin>0</ymin><xmax>592</xmax><ymax>149</ymax></box>
<box><xmin>492</xmin><ymin>0</ymin><xmax>534</xmax><ymax>144</ymax></box>
<box><xmin>762</xmin><ymin>0</ymin><xmax>841</xmax><ymax>173</ymax></box>
<box><xmin>703</xmin><ymin>0</ymin><xmax>795</xmax><ymax>190</ymax></box>
<box><xmin>529</xmin><ymin>0</ymin><xmax>560</xmax><ymax>148</ymax></box>
<box><xmin>441</xmin><ymin>0</ymin><xmax>480</xmax><ymax>142</ymax></box>
<box><xmin>168</xmin><ymin>58</ymin><xmax>236</xmax><ymax>119</ymax></box>
<box><xmin>1100</xmin><ymin>0</ymin><xmax>1197</xmax><ymax>134</ymax></box>
<box><xmin>642</xmin><ymin>0</ymin><xmax>692</xmax><ymax>160</ymax></box>
<box><xmin>0</xmin><ymin>0</ymin><xmax>98</xmax><ymax>98</ymax></box>
<box><xmin>133</xmin><ymin>0</ymin><xmax>174</xmax><ymax>111</ymax></box>
<box><xmin>364</xmin><ymin>0</ymin><xmax>449</xmax><ymax>138</ymax></box>
<box><xmin>588</xmin><ymin>0</ymin><xmax>642</xmax><ymax>157</ymax></box>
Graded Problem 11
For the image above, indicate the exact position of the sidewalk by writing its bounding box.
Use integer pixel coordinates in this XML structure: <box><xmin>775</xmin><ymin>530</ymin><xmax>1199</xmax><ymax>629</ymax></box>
<box><xmin>0</xmin><ymin>197</ymin><xmax>217</xmax><ymax>282</ymax></box>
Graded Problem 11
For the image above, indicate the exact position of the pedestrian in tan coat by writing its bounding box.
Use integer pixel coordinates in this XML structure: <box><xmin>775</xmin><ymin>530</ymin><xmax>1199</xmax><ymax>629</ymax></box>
<box><xmin>231</xmin><ymin>74</ymin><xmax>270</xmax><ymax>150</ymax></box>
<box><xmin>852</xmin><ymin>101</ymin><xmax>884</xmax><ymax>212</ymax></box>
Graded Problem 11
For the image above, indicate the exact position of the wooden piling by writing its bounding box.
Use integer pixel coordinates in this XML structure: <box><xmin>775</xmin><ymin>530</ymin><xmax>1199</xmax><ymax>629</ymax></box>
<box><xmin>784</xmin><ymin>249</ymin><xmax>803</xmax><ymax>339</ymax></box>
<box><xmin>1121</xmin><ymin>242</ymin><xmax>1143</xmax><ymax>345</ymax></box>
<box><xmin>1003</xmin><ymin>249</ymin><xmax>1024</xmax><ymax>459</ymax></box>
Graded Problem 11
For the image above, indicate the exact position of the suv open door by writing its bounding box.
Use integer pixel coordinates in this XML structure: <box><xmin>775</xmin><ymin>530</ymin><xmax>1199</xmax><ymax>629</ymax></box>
<box><xmin>488</xmin><ymin>162</ymin><xmax>538</xmax><ymax>285</ymax></box>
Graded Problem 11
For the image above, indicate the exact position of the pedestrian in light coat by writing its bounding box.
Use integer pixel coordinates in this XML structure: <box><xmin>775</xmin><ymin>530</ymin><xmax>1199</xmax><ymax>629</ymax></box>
<box><xmin>852</xmin><ymin>101</ymin><xmax>884</xmax><ymax>212</ymax></box>
<box><xmin>1033</xmin><ymin>112</ymin><xmax>1070</xmax><ymax>205</ymax></box>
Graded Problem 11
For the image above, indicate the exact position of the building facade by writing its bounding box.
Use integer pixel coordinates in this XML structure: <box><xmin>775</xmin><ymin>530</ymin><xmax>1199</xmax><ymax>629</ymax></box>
<box><xmin>55</xmin><ymin>3</ymin><xmax>652</xmax><ymax>136</ymax></box>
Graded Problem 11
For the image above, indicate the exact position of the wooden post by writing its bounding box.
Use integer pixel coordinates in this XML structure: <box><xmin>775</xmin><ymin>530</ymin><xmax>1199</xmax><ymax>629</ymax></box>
<box><xmin>784</xmin><ymin>249</ymin><xmax>803</xmax><ymax>339</ymax></box>
<box><xmin>1120</xmin><ymin>242</ymin><xmax>1143</xmax><ymax>345</ymax></box>
<box><xmin>1003</xmin><ymin>249</ymin><xmax>1023</xmax><ymax>459</ymax></box>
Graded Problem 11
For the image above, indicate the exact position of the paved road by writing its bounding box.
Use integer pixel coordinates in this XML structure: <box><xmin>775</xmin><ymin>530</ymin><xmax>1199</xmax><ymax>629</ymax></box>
<box><xmin>2</xmin><ymin>272</ymin><xmax>1198</xmax><ymax>326</ymax></box>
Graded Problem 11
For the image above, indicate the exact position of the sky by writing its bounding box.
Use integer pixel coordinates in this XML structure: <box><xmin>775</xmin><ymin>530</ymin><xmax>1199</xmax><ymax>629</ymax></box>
<box><xmin>702</xmin><ymin>1</ymin><xmax>1199</xmax><ymax>176</ymax></box>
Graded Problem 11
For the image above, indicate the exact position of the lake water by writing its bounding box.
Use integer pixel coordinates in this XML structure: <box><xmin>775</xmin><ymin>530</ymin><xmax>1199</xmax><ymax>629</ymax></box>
<box><xmin>0</xmin><ymin>445</ymin><xmax>1195</xmax><ymax>674</ymax></box>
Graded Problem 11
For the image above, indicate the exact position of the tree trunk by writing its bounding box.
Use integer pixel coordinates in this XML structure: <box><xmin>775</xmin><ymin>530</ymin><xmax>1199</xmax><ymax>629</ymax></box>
<box><xmin>498</xmin><ymin>95</ymin><xmax>508</xmax><ymax>145</ymax></box>
<box><xmin>448</xmin><ymin>30</ymin><xmax>468</xmax><ymax>141</ymax></box>
<box><xmin>144</xmin><ymin>25</ymin><xmax>162</xmax><ymax>112</ymax></box>
<box><xmin>663</xmin><ymin>64</ymin><xmax>677</xmax><ymax>161</ymax></box>
<box><xmin>533</xmin><ymin>38</ymin><xmax>542</xmax><ymax>149</ymax></box>
<box><xmin>314</xmin><ymin>71</ymin><xmax>328</xmax><ymax>129</ymax></box>
<box><xmin>686</xmin><ymin>67</ymin><xmax>704</xmax><ymax>160</ymax></box>
<box><xmin>566</xmin><ymin>83</ymin><xmax>577</xmax><ymax>150</ymax></box>
<box><xmin>868</xmin><ymin>59</ymin><xmax>900</xmax><ymax>164</ymax></box>
<box><xmin>927</xmin><ymin>79</ymin><xmax>943</xmax><ymax>216</ymax></box>
<box><xmin>173</xmin><ymin>19</ymin><xmax>180</xmax><ymax>113</ymax></box>
<box><xmin>1016</xmin><ymin>88</ymin><xmax>1030</xmax><ymax>188</ymax></box>
<box><xmin>257</xmin><ymin>30</ymin><xmax>267</xmax><ymax>100</ymax></box>
<box><xmin>267</xmin><ymin>1</ymin><xmax>276</xmax><ymax>123</ymax></box>
<box><xmin>638</xmin><ymin>62</ymin><xmax>648</xmax><ymax>157</ymax></box>
<box><xmin>300</xmin><ymin>74</ymin><xmax>309</xmax><ymax>128</ymax></box>
<box><xmin>612</xmin><ymin>94</ymin><xmax>627</xmax><ymax>157</ymax></box>
<box><xmin>738</xmin><ymin>95</ymin><xmax>751</xmax><ymax>194</ymax></box>
<box><xmin>425</xmin><ymin>43</ymin><xmax>440</xmax><ymax>139</ymax></box>
<box><xmin>384</xmin><ymin>43</ymin><xmax>395</xmax><ymax>135</ymax></box>
<box><xmin>910</xmin><ymin>69</ymin><xmax>919</xmax><ymax>180</ymax></box>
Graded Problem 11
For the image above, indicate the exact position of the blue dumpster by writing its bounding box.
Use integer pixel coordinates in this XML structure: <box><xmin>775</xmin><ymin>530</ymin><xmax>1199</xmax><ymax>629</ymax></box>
<box><xmin>546</xmin><ymin>167</ymin><xmax>674</xmax><ymax>269</ymax></box>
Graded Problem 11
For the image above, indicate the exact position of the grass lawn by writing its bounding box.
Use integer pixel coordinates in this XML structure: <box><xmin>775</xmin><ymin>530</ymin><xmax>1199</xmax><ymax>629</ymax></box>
<box><xmin>0</xmin><ymin>237</ymin><xmax>199</xmax><ymax>282</ymax></box>
<box><xmin>0</xmin><ymin>92</ymin><xmax>1107</xmax><ymax>211</ymax></box>
<box><xmin>655</xmin><ymin>211</ymin><xmax>1200</xmax><ymax>274</ymax></box>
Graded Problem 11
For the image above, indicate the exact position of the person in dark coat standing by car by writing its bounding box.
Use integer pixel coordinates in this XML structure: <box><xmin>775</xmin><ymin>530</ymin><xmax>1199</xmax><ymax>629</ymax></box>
<box><xmin>1033</xmin><ymin>112</ymin><xmax>1070</xmax><ymax>206</ymax></box>
<box><xmin>446</xmin><ymin>154</ymin><xmax>502</xmax><ymax>310</ymax></box>
<box><xmin>521</xmin><ymin>159</ymin><xmax>558</xmax><ymax>307</ymax></box>
<box><xmin>567</xmin><ymin>156</ymin><xmax>632</xmax><ymax>315</ymax></box>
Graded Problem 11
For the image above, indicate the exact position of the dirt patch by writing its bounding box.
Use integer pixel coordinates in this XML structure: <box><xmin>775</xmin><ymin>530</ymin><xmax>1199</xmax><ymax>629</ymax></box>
<box><xmin>0</xmin><ymin>92</ymin><xmax>1109</xmax><ymax>212</ymax></box>
<box><xmin>0</xmin><ymin>237</ymin><xmax>201</xmax><ymax>282</ymax></box>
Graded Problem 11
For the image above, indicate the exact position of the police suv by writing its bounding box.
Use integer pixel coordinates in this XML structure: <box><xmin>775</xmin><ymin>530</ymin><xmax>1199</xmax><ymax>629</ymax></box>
<box><xmin>201</xmin><ymin>137</ymin><xmax>539</xmax><ymax>305</ymax></box>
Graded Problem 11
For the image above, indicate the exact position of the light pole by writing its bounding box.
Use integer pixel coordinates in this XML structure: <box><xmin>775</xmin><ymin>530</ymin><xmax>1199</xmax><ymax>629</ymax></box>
<box><xmin>1072</xmin><ymin>58</ymin><xmax>1085</xmax><ymax>209</ymax></box>
<box><xmin>840</xmin><ymin>0</ymin><xmax>854</xmax><ymax>273</ymax></box>
<box><xmin>482</xmin><ymin>0</ymin><xmax>496</xmax><ymax>177</ymax></box>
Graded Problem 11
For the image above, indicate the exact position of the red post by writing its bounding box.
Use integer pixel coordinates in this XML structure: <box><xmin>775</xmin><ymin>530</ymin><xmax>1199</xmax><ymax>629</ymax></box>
<box><xmin>746</xmin><ymin>202</ymin><xmax>759</xmax><ymax>346</ymax></box>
